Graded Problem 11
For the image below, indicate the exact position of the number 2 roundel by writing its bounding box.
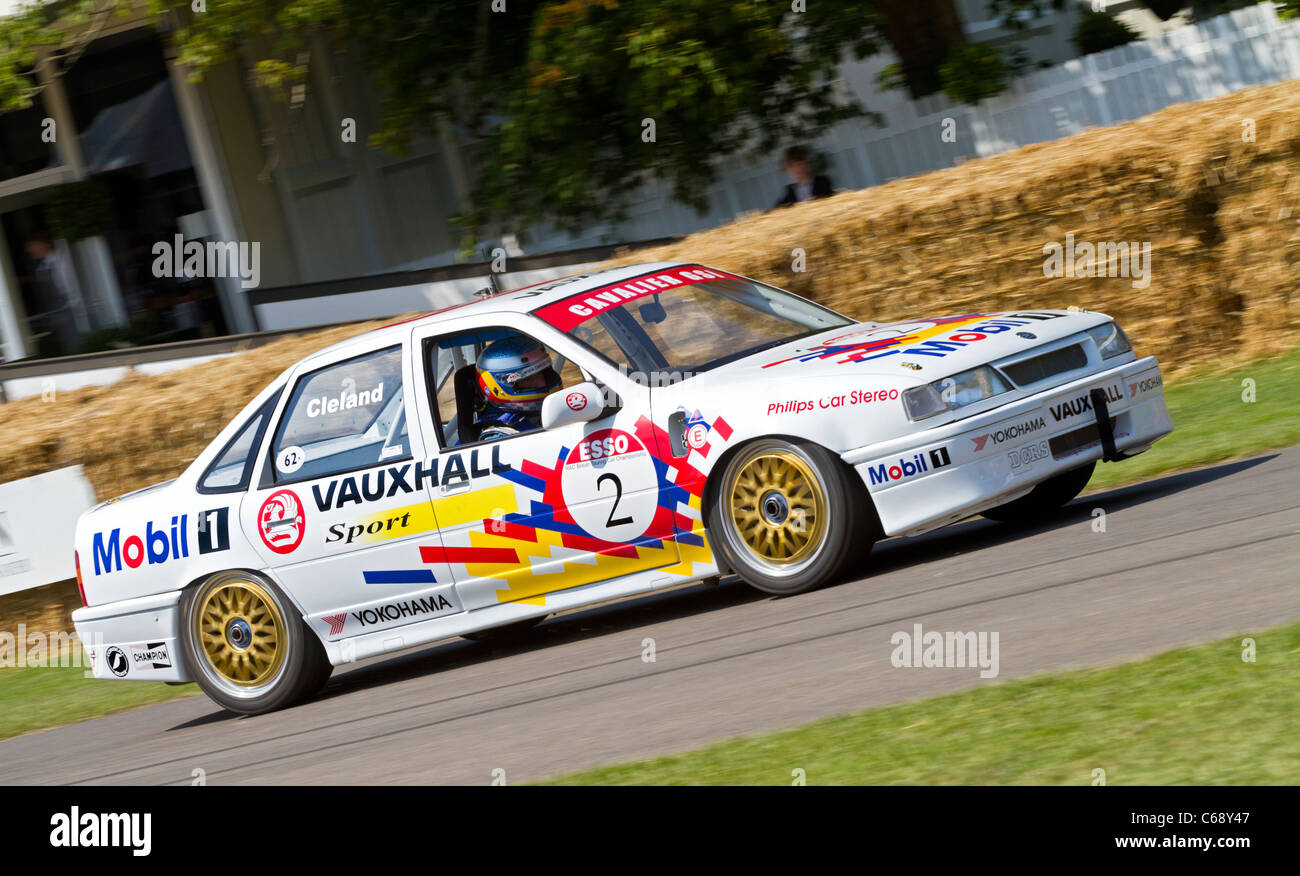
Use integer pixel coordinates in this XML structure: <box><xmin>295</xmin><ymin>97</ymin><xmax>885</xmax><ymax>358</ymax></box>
<box><xmin>559</xmin><ymin>428</ymin><xmax>658</xmax><ymax>542</ymax></box>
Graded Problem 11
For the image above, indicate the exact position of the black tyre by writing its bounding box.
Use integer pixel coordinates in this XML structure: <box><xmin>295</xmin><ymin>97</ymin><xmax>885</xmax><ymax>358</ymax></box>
<box><xmin>708</xmin><ymin>438</ymin><xmax>872</xmax><ymax>595</ymax></box>
<box><xmin>981</xmin><ymin>461</ymin><xmax>1096</xmax><ymax>523</ymax></box>
<box><xmin>462</xmin><ymin>615</ymin><xmax>546</xmax><ymax>643</ymax></box>
<box><xmin>179</xmin><ymin>570</ymin><xmax>332</xmax><ymax>715</ymax></box>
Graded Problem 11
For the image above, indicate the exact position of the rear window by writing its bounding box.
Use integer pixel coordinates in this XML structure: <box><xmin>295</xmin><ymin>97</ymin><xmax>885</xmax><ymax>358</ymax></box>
<box><xmin>198</xmin><ymin>390</ymin><xmax>281</xmax><ymax>493</ymax></box>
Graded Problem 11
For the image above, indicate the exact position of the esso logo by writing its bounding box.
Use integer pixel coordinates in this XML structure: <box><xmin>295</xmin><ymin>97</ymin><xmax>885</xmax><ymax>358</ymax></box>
<box><xmin>572</xmin><ymin>430</ymin><xmax>634</xmax><ymax>463</ymax></box>
<box><xmin>565</xmin><ymin>391</ymin><xmax>587</xmax><ymax>412</ymax></box>
<box><xmin>258</xmin><ymin>489</ymin><xmax>305</xmax><ymax>554</ymax></box>
<box><xmin>685</xmin><ymin>424</ymin><xmax>709</xmax><ymax>450</ymax></box>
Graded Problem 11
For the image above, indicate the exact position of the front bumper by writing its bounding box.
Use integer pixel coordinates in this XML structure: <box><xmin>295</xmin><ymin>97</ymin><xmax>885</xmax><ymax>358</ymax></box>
<box><xmin>845</xmin><ymin>356</ymin><xmax>1172</xmax><ymax>537</ymax></box>
<box><xmin>72</xmin><ymin>590</ymin><xmax>187</xmax><ymax>683</ymax></box>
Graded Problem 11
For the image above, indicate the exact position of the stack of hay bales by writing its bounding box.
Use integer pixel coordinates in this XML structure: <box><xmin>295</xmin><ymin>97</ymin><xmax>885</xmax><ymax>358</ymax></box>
<box><xmin>0</xmin><ymin>319</ymin><xmax>394</xmax><ymax>502</ymax></box>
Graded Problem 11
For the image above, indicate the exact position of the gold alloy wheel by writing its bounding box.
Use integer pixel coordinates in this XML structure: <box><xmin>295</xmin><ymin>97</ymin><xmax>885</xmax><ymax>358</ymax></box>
<box><xmin>728</xmin><ymin>449</ymin><xmax>827</xmax><ymax>567</ymax></box>
<box><xmin>193</xmin><ymin>577</ymin><xmax>288</xmax><ymax>688</ymax></box>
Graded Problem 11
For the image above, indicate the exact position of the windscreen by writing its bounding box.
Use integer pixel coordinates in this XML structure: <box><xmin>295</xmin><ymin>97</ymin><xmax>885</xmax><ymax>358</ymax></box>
<box><xmin>531</xmin><ymin>265</ymin><xmax>851</xmax><ymax>376</ymax></box>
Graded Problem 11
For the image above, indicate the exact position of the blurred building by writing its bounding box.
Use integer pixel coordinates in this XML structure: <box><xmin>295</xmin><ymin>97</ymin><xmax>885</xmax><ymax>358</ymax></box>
<box><xmin>0</xmin><ymin>2</ymin><xmax>1263</xmax><ymax>360</ymax></box>
<box><xmin>0</xmin><ymin>7</ymin><xmax>475</xmax><ymax>360</ymax></box>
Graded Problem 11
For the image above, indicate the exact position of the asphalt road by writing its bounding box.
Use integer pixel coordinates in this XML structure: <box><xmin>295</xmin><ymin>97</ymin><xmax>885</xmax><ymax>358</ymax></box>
<box><xmin>2</xmin><ymin>448</ymin><xmax>1297</xmax><ymax>785</ymax></box>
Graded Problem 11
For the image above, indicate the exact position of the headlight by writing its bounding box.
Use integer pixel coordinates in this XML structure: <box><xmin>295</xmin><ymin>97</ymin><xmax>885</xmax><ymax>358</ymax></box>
<box><xmin>902</xmin><ymin>366</ymin><xmax>1012</xmax><ymax>421</ymax></box>
<box><xmin>1086</xmin><ymin>322</ymin><xmax>1132</xmax><ymax>359</ymax></box>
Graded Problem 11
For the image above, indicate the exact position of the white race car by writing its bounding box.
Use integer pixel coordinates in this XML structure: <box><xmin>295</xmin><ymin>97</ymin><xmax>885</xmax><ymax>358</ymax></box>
<box><xmin>73</xmin><ymin>262</ymin><xmax>1172</xmax><ymax>713</ymax></box>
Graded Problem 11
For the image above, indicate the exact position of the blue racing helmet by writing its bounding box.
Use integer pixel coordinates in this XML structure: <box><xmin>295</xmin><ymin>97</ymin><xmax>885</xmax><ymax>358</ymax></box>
<box><xmin>477</xmin><ymin>336</ymin><xmax>561</xmax><ymax>413</ymax></box>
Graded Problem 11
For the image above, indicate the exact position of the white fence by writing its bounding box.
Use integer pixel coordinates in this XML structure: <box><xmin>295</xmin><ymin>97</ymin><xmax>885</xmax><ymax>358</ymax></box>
<box><xmin>594</xmin><ymin>4</ymin><xmax>1300</xmax><ymax>244</ymax></box>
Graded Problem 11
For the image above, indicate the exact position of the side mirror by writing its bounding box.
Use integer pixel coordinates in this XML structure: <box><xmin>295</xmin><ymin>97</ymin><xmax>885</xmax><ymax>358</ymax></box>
<box><xmin>541</xmin><ymin>382</ymin><xmax>607</xmax><ymax>430</ymax></box>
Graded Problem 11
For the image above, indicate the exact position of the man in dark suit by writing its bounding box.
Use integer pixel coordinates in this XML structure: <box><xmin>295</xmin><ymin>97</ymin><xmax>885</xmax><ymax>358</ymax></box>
<box><xmin>774</xmin><ymin>145</ymin><xmax>833</xmax><ymax>208</ymax></box>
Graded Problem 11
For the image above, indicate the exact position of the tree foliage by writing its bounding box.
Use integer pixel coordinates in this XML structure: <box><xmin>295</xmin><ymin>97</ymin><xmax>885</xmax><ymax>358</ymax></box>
<box><xmin>1072</xmin><ymin>9</ymin><xmax>1140</xmax><ymax>56</ymax></box>
<box><xmin>939</xmin><ymin>43</ymin><xmax>1011</xmax><ymax>106</ymax></box>
<box><xmin>0</xmin><ymin>1</ymin><xmax>1063</xmax><ymax>241</ymax></box>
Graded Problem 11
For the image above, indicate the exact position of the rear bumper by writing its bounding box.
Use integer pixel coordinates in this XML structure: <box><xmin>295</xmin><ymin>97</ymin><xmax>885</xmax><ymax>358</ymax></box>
<box><xmin>72</xmin><ymin>590</ymin><xmax>187</xmax><ymax>683</ymax></box>
<box><xmin>846</xmin><ymin>356</ymin><xmax>1172</xmax><ymax>537</ymax></box>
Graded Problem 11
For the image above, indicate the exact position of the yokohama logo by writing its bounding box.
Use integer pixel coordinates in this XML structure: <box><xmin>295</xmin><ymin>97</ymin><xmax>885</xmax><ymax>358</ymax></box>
<box><xmin>322</xmin><ymin>614</ymin><xmax>347</xmax><ymax>636</ymax></box>
<box><xmin>353</xmin><ymin>594</ymin><xmax>455</xmax><ymax>627</ymax></box>
<box><xmin>971</xmin><ymin>416</ymin><xmax>1047</xmax><ymax>451</ymax></box>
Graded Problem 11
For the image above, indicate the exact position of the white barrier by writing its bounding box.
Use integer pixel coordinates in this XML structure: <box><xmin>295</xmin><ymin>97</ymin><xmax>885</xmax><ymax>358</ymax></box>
<box><xmin>0</xmin><ymin>467</ymin><xmax>97</xmax><ymax>596</ymax></box>
<box><xmin>601</xmin><ymin>4</ymin><xmax>1300</xmax><ymax>239</ymax></box>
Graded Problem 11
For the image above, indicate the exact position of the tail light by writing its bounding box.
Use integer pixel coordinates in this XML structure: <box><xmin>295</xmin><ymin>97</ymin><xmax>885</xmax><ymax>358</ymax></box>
<box><xmin>75</xmin><ymin>551</ymin><xmax>87</xmax><ymax>606</ymax></box>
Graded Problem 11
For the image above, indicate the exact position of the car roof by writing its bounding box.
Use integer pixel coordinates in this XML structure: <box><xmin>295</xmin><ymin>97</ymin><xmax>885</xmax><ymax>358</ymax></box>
<box><xmin>305</xmin><ymin>260</ymin><xmax>693</xmax><ymax>362</ymax></box>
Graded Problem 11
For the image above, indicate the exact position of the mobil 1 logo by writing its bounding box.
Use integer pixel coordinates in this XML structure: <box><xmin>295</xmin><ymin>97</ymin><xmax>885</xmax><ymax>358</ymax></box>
<box><xmin>867</xmin><ymin>446</ymin><xmax>952</xmax><ymax>486</ymax></box>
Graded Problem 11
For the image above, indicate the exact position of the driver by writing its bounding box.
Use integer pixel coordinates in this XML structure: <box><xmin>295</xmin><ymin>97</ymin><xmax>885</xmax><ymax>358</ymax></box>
<box><xmin>473</xmin><ymin>336</ymin><xmax>563</xmax><ymax>441</ymax></box>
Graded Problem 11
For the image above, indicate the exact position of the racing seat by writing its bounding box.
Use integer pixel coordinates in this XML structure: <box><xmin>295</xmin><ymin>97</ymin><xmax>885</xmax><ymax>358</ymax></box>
<box><xmin>453</xmin><ymin>364</ymin><xmax>484</xmax><ymax>445</ymax></box>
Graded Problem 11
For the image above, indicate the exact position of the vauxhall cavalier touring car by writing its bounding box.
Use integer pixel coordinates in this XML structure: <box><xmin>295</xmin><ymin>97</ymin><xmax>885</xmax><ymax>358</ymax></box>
<box><xmin>73</xmin><ymin>262</ymin><xmax>1173</xmax><ymax>713</ymax></box>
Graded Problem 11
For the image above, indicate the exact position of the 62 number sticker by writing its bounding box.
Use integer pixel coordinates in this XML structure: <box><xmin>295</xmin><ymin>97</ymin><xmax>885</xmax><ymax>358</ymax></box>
<box><xmin>277</xmin><ymin>445</ymin><xmax>307</xmax><ymax>474</ymax></box>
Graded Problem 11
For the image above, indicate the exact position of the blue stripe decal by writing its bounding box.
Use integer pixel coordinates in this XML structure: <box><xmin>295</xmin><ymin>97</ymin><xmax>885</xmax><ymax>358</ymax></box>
<box><xmin>363</xmin><ymin>569</ymin><xmax>437</xmax><ymax>585</ymax></box>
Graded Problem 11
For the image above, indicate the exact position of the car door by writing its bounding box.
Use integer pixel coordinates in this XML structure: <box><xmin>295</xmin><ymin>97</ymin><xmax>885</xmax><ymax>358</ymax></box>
<box><xmin>409</xmin><ymin>317</ymin><xmax>681</xmax><ymax>613</ymax></box>
<box><xmin>241</xmin><ymin>339</ymin><xmax>460</xmax><ymax>645</ymax></box>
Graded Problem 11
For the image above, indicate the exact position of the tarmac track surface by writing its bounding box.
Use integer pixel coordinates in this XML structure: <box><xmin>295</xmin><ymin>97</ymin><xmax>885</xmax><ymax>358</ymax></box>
<box><xmin>1</xmin><ymin>448</ymin><xmax>1297</xmax><ymax>785</ymax></box>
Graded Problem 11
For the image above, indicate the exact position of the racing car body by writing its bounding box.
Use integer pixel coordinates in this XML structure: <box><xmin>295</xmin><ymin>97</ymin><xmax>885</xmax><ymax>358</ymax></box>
<box><xmin>72</xmin><ymin>262</ymin><xmax>1172</xmax><ymax>713</ymax></box>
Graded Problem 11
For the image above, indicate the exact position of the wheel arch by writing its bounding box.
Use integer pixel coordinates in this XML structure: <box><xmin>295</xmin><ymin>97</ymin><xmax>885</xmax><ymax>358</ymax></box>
<box><xmin>175</xmin><ymin>565</ymin><xmax>333</xmax><ymax>713</ymax></box>
<box><xmin>700</xmin><ymin>433</ymin><xmax>883</xmax><ymax>546</ymax></box>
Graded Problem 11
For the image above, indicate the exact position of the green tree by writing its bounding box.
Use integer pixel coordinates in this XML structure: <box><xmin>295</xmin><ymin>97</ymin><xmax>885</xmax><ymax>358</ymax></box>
<box><xmin>1072</xmin><ymin>9</ymin><xmax>1140</xmax><ymax>56</ymax></box>
<box><xmin>0</xmin><ymin>1</ymin><xmax>1039</xmax><ymax>240</ymax></box>
<box><xmin>939</xmin><ymin>43</ymin><xmax>1011</xmax><ymax>106</ymax></box>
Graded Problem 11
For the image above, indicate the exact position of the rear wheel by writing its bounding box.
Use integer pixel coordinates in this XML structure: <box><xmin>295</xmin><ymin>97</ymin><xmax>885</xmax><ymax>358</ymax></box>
<box><xmin>708</xmin><ymin>438</ymin><xmax>871</xmax><ymax>596</ymax></box>
<box><xmin>981</xmin><ymin>462</ymin><xmax>1096</xmax><ymax>523</ymax></box>
<box><xmin>179</xmin><ymin>571</ymin><xmax>332</xmax><ymax>715</ymax></box>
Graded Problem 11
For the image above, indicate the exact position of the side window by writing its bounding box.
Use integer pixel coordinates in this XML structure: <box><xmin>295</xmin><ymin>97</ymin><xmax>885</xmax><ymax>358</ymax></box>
<box><xmin>198</xmin><ymin>389</ymin><xmax>281</xmax><ymax>493</ymax></box>
<box><xmin>271</xmin><ymin>346</ymin><xmax>408</xmax><ymax>482</ymax></box>
<box><xmin>426</xmin><ymin>328</ymin><xmax>586</xmax><ymax>449</ymax></box>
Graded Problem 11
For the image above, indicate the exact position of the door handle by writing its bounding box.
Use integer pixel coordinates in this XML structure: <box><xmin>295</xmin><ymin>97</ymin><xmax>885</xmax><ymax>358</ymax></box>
<box><xmin>667</xmin><ymin>410</ymin><xmax>688</xmax><ymax>458</ymax></box>
<box><xmin>441</xmin><ymin>480</ymin><xmax>472</xmax><ymax>495</ymax></box>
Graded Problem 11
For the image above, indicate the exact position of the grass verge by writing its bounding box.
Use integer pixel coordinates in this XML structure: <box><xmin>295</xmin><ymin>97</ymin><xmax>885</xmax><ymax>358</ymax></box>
<box><xmin>0</xmin><ymin>661</ymin><xmax>196</xmax><ymax>742</ymax></box>
<box><xmin>543</xmin><ymin>623</ymin><xmax>1300</xmax><ymax>785</ymax></box>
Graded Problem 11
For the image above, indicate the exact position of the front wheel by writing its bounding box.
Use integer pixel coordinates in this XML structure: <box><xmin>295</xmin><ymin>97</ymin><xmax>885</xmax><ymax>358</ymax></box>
<box><xmin>981</xmin><ymin>462</ymin><xmax>1096</xmax><ymax>523</ymax></box>
<box><xmin>179</xmin><ymin>571</ymin><xmax>332</xmax><ymax>715</ymax></box>
<box><xmin>708</xmin><ymin>438</ymin><xmax>871</xmax><ymax>596</ymax></box>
